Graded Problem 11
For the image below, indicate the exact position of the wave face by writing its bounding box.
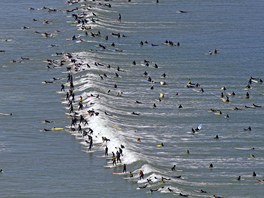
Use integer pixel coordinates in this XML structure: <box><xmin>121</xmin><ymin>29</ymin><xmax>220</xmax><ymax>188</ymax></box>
<box><xmin>60</xmin><ymin>0</ymin><xmax>264</xmax><ymax>197</ymax></box>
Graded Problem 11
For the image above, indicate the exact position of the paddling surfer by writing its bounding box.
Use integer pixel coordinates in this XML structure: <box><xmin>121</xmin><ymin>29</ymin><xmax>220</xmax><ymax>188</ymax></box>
<box><xmin>0</xmin><ymin>113</ymin><xmax>12</xmax><ymax>116</ymax></box>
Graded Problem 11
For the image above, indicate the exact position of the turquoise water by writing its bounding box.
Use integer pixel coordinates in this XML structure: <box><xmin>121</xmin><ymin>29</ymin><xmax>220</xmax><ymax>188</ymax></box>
<box><xmin>0</xmin><ymin>0</ymin><xmax>263</xmax><ymax>197</ymax></box>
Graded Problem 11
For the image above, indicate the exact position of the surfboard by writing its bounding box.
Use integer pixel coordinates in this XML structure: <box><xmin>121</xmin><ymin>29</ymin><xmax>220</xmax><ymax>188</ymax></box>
<box><xmin>96</xmin><ymin>155</ymin><xmax>112</xmax><ymax>159</ymax></box>
<box><xmin>93</xmin><ymin>142</ymin><xmax>103</xmax><ymax>146</ymax></box>
<box><xmin>42</xmin><ymin>81</ymin><xmax>53</xmax><ymax>84</ymax></box>
<box><xmin>104</xmin><ymin>165</ymin><xmax>115</xmax><ymax>168</ymax></box>
<box><xmin>0</xmin><ymin>113</ymin><xmax>12</xmax><ymax>116</ymax></box>
<box><xmin>249</xmin><ymin>154</ymin><xmax>256</xmax><ymax>158</ymax></box>
<box><xmin>256</xmin><ymin>180</ymin><xmax>264</xmax><ymax>184</ymax></box>
<box><xmin>104</xmin><ymin>163</ymin><xmax>123</xmax><ymax>168</ymax></box>
<box><xmin>160</xmin><ymin>81</ymin><xmax>166</xmax><ymax>86</ymax></box>
<box><xmin>112</xmin><ymin>172</ymin><xmax>128</xmax><ymax>175</ymax></box>
<box><xmin>156</xmin><ymin>144</ymin><xmax>164</xmax><ymax>148</ymax></box>
<box><xmin>137</xmin><ymin>179</ymin><xmax>150</xmax><ymax>184</ymax></box>
<box><xmin>123</xmin><ymin>177</ymin><xmax>132</xmax><ymax>180</ymax></box>
<box><xmin>214</xmin><ymin>112</ymin><xmax>222</xmax><ymax>115</ymax></box>
<box><xmin>51</xmin><ymin>127</ymin><xmax>64</xmax><ymax>131</ymax></box>
<box><xmin>112</xmin><ymin>125</ymin><xmax>121</xmax><ymax>130</ymax></box>
<box><xmin>83</xmin><ymin>150</ymin><xmax>95</xmax><ymax>153</ymax></box>
<box><xmin>221</xmin><ymin>98</ymin><xmax>229</xmax><ymax>103</ymax></box>
<box><xmin>44</xmin><ymin>127</ymin><xmax>64</xmax><ymax>132</ymax></box>
<box><xmin>251</xmin><ymin>79</ymin><xmax>259</xmax><ymax>83</ymax></box>
<box><xmin>235</xmin><ymin>147</ymin><xmax>254</xmax><ymax>151</ymax></box>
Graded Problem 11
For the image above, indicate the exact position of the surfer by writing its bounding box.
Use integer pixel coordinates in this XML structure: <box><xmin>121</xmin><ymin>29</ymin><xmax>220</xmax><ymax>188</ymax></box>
<box><xmin>105</xmin><ymin>146</ymin><xmax>108</xmax><ymax>156</ymax></box>
<box><xmin>256</xmin><ymin>179</ymin><xmax>264</xmax><ymax>184</ymax></box>
<box><xmin>171</xmin><ymin>165</ymin><xmax>176</xmax><ymax>171</ymax></box>
<box><xmin>244</xmin><ymin>126</ymin><xmax>251</xmax><ymax>131</ymax></box>
<box><xmin>77</xmin><ymin>124</ymin><xmax>82</xmax><ymax>132</ymax></box>
<box><xmin>88</xmin><ymin>136</ymin><xmax>93</xmax><ymax>151</ymax></box>
<box><xmin>214</xmin><ymin>49</ymin><xmax>218</xmax><ymax>54</ymax></box>
<box><xmin>209</xmin><ymin>163</ymin><xmax>214</xmax><ymax>168</ymax></box>
<box><xmin>44</xmin><ymin>120</ymin><xmax>53</xmax><ymax>123</ymax></box>
<box><xmin>245</xmin><ymin>84</ymin><xmax>251</xmax><ymax>89</ymax></box>
<box><xmin>213</xmin><ymin>195</ymin><xmax>224</xmax><ymax>198</ymax></box>
<box><xmin>139</xmin><ymin>170</ymin><xmax>144</xmax><ymax>180</ymax></box>
<box><xmin>150</xmin><ymin>188</ymin><xmax>159</xmax><ymax>193</ymax></box>
<box><xmin>102</xmin><ymin>136</ymin><xmax>110</xmax><ymax>143</ymax></box>
<box><xmin>179</xmin><ymin>193</ymin><xmax>189</xmax><ymax>197</ymax></box>
<box><xmin>80</xmin><ymin>115</ymin><xmax>88</xmax><ymax>125</ymax></box>
<box><xmin>161</xmin><ymin>177</ymin><xmax>171</xmax><ymax>182</ymax></box>
<box><xmin>138</xmin><ymin>184</ymin><xmax>148</xmax><ymax>189</ymax></box>
<box><xmin>43</xmin><ymin>80</ymin><xmax>53</xmax><ymax>84</ymax></box>
<box><xmin>157</xmin><ymin>143</ymin><xmax>164</xmax><ymax>147</ymax></box>
<box><xmin>200</xmin><ymin>189</ymin><xmax>207</xmax><ymax>193</ymax></box>
<box><xmin>253</xmin><ymin>104</ymin><xmax>262</xmax><ymax>108</ymax></box>
<box><xmin>78</xmin><ymin>101</ymin><xmax>83</xmax><ymax>110</ymax></box>
<box><xmin>123</xmin><ymin>164</ymin><xmax>127</xmax><ymax>173</ymax></box>
<box><xmin>119</xmin><ymin>147</ymin><xmax>123</xmax><ymax>156</ymax></box>
<box><xmin>246</xmin><ymin>92</ymin><xmax>250</xmax><ymax>99</ymax></box>
<box><xmin>168</xmin><ymin>187</ymin><xmax>174</xmax><ymax>192</ymax></box>
<box><xmin>118</xmin><ymin>13</ymin><xmax>121</xmax><ymax>22</ymax></box>
<box><xmin>112</xmin><ymin>153</ymin><xmax>117</xmax><ymax>166</ymax></box>
<box><xmin>173</xmin><ymin>175</ymin><xmax>182</xmax><ymax>179</ymax></box>
<box><xmin>129</xmin><ymin>171</ymin><xmax>133</xmax><ymax>177</ymax></box>
<box><xmin>60</xmin><ymin>84</ymin><xmax>65</xmax><ymax>91</ymax></box>
<box><xmin>116</xmin><ymin>151</ymin><xmax>121</xmax><ymax>163</ymax></box>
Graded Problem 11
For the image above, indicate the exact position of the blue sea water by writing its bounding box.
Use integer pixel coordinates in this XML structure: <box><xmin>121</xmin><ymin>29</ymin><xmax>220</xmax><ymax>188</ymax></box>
<box><xmin>0</xmin><ymin>0</ymin><xmax>263</xmax><ymax>197</ymax></box>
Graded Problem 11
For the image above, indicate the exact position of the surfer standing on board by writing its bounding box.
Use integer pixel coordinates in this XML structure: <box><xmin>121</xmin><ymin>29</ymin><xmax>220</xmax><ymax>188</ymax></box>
<box><xmin>112</xmin><ymin>152</ymin><xmax>117</xmax><ymax>166</ymax></box>
<box><xmin>105</xmin><ymin>146</ymin><xmax>108</xmax><ymax>156</ymax></box>
<box><xmin>139</xmin><ymin>170</ymin><xmax>144</xmax><ymax>180</ymax></box>
<box><xmin>123</xmin><ymin>164</ymin><xmax>127</xmax><ymax>173</ymax></box>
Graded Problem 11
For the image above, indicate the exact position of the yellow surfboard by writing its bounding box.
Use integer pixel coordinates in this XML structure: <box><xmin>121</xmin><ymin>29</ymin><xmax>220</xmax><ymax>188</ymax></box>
<box><xmin>51</xmin><ymin>127</ymin><xmax>64</xmax><ymax>131</ymax></box>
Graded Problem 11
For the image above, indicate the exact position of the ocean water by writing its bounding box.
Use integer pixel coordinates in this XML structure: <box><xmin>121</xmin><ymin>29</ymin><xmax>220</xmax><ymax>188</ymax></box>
<box><xmin>0</xmin><ymin>0</ymin><xmax>263</xmax><ymax>198</ymax></box>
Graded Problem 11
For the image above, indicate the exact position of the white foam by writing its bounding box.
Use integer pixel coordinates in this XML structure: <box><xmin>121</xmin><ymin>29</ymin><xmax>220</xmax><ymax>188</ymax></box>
<box><xmin>62</xmin><ymin>52</ymin><xmax>140</xmax><ymax>165</ymax></box>
<box><xmin>88</xmin><ymin>113</ymin><xmax>139</xmax><ymax>165</ymax></box>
